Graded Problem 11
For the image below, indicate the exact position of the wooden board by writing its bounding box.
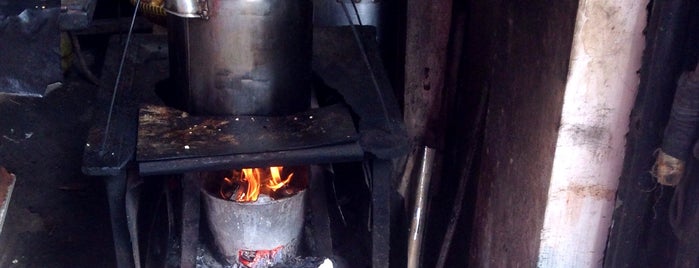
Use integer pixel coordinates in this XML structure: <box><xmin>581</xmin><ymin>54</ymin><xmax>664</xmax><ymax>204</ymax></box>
<box><xmin>137</xmin><ymin>103</ymin><xmax>359</xmax><ymax>162</ymax></box>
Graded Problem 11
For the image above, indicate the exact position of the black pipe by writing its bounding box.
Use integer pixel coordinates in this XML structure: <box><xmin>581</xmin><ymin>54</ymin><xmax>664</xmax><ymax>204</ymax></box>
<box><xmin>662</xmin><ymin>66</ymin><xmax>699</xmax><ymax>160</ymax></box>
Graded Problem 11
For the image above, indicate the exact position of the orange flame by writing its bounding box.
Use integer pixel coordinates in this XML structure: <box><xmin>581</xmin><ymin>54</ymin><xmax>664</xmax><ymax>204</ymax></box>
<box><xmin>268</xmin><ymin>166</ymin><xmax>293</xmax><ymax>191</ymax></box>
<box><xmin>223</xmin><ymin>166</ymin><xmax>294</xmax><ymax>202</ymax></box>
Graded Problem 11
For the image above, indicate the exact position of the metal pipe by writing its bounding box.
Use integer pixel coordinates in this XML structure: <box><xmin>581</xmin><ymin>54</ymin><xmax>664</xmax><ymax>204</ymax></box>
<box><xmin>407</xmin><ymin>146</ymin><xmax>436</xmax><ymax>268</ymax></box>
<box><xmin>657</xmin><ymin>65</ymin><xmax>699</xmax><ymax>186</ymax></box>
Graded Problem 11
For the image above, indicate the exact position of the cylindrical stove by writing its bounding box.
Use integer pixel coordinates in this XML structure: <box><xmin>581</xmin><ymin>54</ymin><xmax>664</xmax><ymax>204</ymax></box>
<box><xmin>202</xmin><ymin>178</ymin><xmax>306</xmax><ymax>267</ymax></box>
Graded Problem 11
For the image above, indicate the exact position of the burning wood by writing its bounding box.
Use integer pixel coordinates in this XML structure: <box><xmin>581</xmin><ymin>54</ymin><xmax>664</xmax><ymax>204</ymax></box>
<box><xmin>219</xmin><ymin>166</ymin><xmax>298</xmax><ymax>202</ymax></box>
<box><xmin>238</xmin><ymin>246</ymin><xmax>284</xmax><ymax>267</ymax></box>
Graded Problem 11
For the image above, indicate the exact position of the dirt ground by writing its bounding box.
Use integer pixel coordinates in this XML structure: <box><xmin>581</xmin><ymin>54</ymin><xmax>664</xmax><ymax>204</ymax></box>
<box><xmin>0</xmin><ymin>72</ymin><xmax>116</xmax><ymax>267</ymax></box>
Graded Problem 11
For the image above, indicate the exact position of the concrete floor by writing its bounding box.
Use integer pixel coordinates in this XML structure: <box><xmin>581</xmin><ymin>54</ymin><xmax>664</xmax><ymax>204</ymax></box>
<box><xmin>0</xmin><ymin>72</ymin><xmax>117</xmax><ymax>267</ymax></box>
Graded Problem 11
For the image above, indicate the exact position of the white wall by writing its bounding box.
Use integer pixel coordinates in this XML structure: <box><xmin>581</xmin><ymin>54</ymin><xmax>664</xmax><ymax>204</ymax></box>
<box><xmin>538</xmin><ymin>0</ymin><xmax>648</xmax><ymax>266</ymax></box>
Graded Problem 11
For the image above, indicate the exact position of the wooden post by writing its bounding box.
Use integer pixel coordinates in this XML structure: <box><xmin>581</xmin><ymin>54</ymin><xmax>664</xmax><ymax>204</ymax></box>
<box><xmin>400</xmin><ymin>1</ymin><xmax>454</xmax><ymax>267</ymax></box>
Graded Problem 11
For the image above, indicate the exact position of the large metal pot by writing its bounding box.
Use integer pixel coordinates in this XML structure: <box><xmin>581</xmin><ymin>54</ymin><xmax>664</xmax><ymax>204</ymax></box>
<box><xmin>167</xmin><ymin>0</ymin><xmax>313</xmax><ymax>116</ymax></box>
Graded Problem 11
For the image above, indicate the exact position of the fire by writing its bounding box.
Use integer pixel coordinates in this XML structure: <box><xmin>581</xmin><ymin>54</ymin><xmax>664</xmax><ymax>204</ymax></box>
<box><xmin>221</xmin><ymin>166</ymin><xmax>294</xmax><ymax>202</ymax></box>
<box><xmin>268</xmin><ymin>166</ymin><xmax>293</xmax><ymax>190</ymax></box>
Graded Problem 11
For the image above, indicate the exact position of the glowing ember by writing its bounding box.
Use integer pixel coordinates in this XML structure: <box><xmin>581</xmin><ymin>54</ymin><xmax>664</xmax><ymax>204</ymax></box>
<box><xmin>220</xmin><ymin>166</ymin><xmax>294</xmax><ymax>202</ymax></box>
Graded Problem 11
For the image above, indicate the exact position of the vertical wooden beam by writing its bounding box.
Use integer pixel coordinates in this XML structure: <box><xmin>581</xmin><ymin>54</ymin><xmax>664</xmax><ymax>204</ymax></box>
<box><xmin>465</xmin><ymin>1</ymin><xmax>578</xmax><ymax>266</ymax></box>
<box><xmin>401</xmin><ymin>1</ymin><xmax>453</xmax><ymax>266</ymax></box>
<box><xmin>403</xmin><ymin>0</ymin><xmax>453</xmax><ymax>149</ymax></box>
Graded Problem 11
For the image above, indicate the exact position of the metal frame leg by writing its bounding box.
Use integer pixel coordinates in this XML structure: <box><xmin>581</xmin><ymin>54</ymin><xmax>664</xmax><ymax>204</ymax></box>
<box><xmin>372</xmin><ymin>159</ymin><xmax>392</xmax><ymax>268</ymax></box>
<box><xmin>104</xmin><ymin>172</ymin><xmax>135</xmax><ymax>268</ymax></box>
<box><xmin>126</xmin><ymin>168</ymin><xmax>143</xmax><ymax>268</ymax></box>
<box><xmin>180</xmin><ymin>173</ymin><xmax>201</xmax><ymax>268</ymax></box>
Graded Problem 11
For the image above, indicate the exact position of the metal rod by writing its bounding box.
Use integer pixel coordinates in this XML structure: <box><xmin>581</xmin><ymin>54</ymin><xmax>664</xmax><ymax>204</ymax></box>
<box><xmin>407</xmin><ymin>147</ymin><xmax>436</xmax><ymax>268</ymax></box>
<box><xmin>350</xmin><ymin>0</ymin><xmax>363</xmax><ymax>26</ymax></box>
<box><xmin>100</xmin><ymin>0</ymin><xmax>141</xmax><ymax>153</ymax></box>
<box><xmin>0</xmin><ymin>167</ymin><xmax>16</xmax><ymax>236</ymax></box>
<box><xmin>339</xmin><ymin>1</ymin><xmax>390</xmax><ymax>123</ymax></box>
<box><xmin>363</xmin><ymin>160</ymin><xmax>373</xmax><ymax>231</ymax></box>
<box><xmin>330</xmin><ymin>169</ymin><xmax>347</xmax><ymax>226</ymax></box>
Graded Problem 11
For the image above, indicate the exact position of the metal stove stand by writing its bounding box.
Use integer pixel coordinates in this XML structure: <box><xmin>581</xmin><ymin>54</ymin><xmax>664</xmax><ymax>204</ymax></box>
<box><xmin>82</xmin><ymin>27</ymin><xmax>407</xmax><ymax>268</ymax></box>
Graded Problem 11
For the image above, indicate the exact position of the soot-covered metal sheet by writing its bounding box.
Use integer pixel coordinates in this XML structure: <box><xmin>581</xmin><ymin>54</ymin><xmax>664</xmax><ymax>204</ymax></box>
<box><xmin>137</xmin><ymin>103</ymin><xmax>359</xmax><ymax>162</ymax></box>
<box><xmin>0</xmin><ymin>1</ymin><xmax>61</xmax><ymax>97</ymax></box>
<box><xmin>312</xmin><ymin>26</ymin><xmax>408</xmax><ymax>159</ymax></box>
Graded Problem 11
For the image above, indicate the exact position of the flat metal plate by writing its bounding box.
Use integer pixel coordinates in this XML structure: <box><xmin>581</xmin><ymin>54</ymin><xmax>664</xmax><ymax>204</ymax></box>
<box><xmin>0</xmin><ymin>5</ymin><xmax>61</xmax><ymax>97</ymax></box>
<box><xmin>82</xmin><ymin>34</ymin><xmax>170</xmax><ymax>176</ymax></box>
<box><xmin>0</xmin><ymin>167</ymin><xmax>16</xmax><ymax>235</ymax></box>
<box><xmin>82</xmin><ymin>36</ymin><xmax>147</xmax><ymax>176</ymax></box>
<box><xmin>137</xmin><ymin>103</ymin><xmax>359</xmax><ymax>162</ymax></box>
<box><xmin>138</xmin><ymin>143</ymin><xmax>364</xmax><ymax>176</ymax></box>
<box><xmin>313</xmin><ymin>27</ymin><xmax>408</xmax><ymax>159</ymax></box>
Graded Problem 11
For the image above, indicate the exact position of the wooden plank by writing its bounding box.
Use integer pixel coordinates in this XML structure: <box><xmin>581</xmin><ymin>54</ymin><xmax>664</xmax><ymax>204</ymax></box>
<box><xmin>403</xmin><ymin>0</ymin><xmax>452</xmax><ymax>149</ymax></box>
<box><xmin>0</xmin><ymin>167</ymin><xmax>16</xmax><ymax>235</ymax></box>
<box><xmin>136</xmin><ymin>103</ymin><xmax>358</xmax><ymax>161</ymax></box>
<box><xmin>398</xmin><ymin>2</ymin><xmax>454</xmax><ymax>265</ymax></box>
<box><xmin>465</xmin><ymin>1</ymin><xmax>578</xmax><ymax>267</ymax></box>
